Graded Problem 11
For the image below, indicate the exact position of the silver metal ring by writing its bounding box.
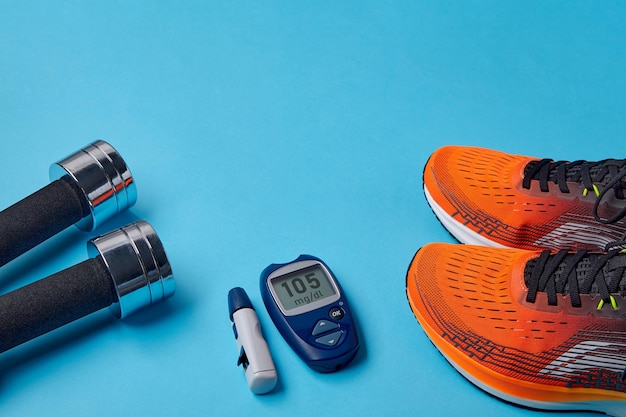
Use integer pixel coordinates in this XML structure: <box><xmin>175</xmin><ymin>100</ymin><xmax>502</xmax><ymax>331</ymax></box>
<box><xmin>49</xmin><ymin>140</ymin><xmax>137</xmax><ymax>231</ymax></box>
<box><xmin>87</xmin><ymin>220</ymin><xmax>175</xmax><ymax>319</ymax></box>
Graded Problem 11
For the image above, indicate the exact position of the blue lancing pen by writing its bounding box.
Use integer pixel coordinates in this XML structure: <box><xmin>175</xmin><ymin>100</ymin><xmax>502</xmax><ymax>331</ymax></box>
<box><xmin>228</xmin><ymin>287</ymin><xmax>278</xmax><ymax>394</ymax></box>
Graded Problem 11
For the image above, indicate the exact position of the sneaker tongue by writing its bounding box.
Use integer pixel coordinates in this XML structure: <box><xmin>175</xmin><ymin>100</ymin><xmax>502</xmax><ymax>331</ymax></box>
<box><xmin>611</xmin><ymin>254</ymin><xmax>626</xmax><ymax>294</ymax></box>
<box><xmin>524</xmin><ymin>251</ymin><xmax>626</xmax><ymax>298</ymax></box>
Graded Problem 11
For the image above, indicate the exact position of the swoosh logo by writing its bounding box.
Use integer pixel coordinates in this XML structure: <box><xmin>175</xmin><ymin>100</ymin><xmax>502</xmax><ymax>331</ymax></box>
<box><xmin>534</xmin><ymin>222</ymin><xmax>617</xmax><ymax>249</ymax></box>
<box><xmin>539</xmin><ymin>340</ymin><xmax>626</xmax><ymax>379</ymax></box>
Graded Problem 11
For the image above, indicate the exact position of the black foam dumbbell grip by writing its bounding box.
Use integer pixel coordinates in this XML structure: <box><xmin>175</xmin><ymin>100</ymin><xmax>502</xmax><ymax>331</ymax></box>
<box><xmin>0</xmin><ymin>140</ymin><xmax>136</xmax><ymax>268</ymax></box>
<box><xmin>0</xmin><ymin>220</ymin><xmax>175</xmax><ymax>354</ymax></box>
<box><xmin>0</xmin><ymin>256</ymin><xmax>115</xmax><ymax>353</ymax></box>
<box><xmin>0</xmin><ymin>177</ymin><xmax>89</xmax><ymax>268</ymax></box>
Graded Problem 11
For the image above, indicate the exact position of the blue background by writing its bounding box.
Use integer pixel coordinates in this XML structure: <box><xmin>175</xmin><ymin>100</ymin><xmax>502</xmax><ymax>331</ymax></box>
<box><xmin>1</xmin><ymin>2</ymin><xmax>625</xmax><ymax>416</ymax></box>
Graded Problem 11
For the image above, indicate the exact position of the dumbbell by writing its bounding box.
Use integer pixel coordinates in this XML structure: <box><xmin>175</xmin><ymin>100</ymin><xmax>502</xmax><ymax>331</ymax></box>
<box><xmin>0</xmin><ymin>220</ymin><xmax>175</xmax><ymax>353</ymax></box>
<box><xmin>0</xmin><ymin>140</ymin><xmax>136</xmax><ymax>267</ymax></box>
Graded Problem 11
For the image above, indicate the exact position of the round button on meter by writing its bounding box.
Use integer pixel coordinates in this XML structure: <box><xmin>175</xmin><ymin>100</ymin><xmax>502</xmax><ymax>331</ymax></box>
<box><xmin>260</xmin><ymin>254</ymin><xmax>360</xmax><ymax>373</ymax></box>
<box><xmin>329</xmin><ymin>307</ymin><xmax>345</xmax><ymax>321</ymax></box>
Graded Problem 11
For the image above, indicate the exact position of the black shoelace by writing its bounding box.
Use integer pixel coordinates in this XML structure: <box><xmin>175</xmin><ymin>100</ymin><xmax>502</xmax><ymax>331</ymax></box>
<box><xmin>522</xmin><ymin>159</ymin><xmax>626</xmax><ymax>224</ymax></box>
<box><xmin>525</xmin><ymin>244</ymin><xmax>626</xmax><ymax>309</ymax></box>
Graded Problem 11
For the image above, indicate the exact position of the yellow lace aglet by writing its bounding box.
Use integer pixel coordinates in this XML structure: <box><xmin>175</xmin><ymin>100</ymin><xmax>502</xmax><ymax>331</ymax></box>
<box><xmin>583</xmin><ymin>184</ymin><xmax>600</xmax><ymax>197</ymax></box>
<box><xmin>597</xmin><ymin>295</ymin><xmax>619</xmax><ymax>310</ymax></box>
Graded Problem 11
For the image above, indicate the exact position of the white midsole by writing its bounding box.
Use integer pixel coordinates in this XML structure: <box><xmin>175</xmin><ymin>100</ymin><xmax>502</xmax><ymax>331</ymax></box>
<box><xmin>437</xmin><ymin>344</ymin><xmax>625</xmax><ymax>416</ymax></box>
<box><xmin>423</xmin><ymin>185</ymin><xmax>506</xmax><ymax>248</ymax></box>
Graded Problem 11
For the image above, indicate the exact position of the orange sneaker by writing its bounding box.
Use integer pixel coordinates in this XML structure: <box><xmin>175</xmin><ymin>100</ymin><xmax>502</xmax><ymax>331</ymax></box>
<box><xmin>406</xmin><ymin>243</ymin><xmax>626</xmax><ymax>416</ymax></box>
<box><xmin>423</xmin><ymin>146</ymin><xmax>626</xmax><ymax>251</ymax></box>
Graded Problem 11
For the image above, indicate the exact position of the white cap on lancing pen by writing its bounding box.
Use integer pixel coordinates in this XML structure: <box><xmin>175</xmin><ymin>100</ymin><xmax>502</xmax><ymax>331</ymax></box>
<box><xmin>228</xmin><ymin>287</ymin><xmax>278</xmax><ymax>394</ymax></box>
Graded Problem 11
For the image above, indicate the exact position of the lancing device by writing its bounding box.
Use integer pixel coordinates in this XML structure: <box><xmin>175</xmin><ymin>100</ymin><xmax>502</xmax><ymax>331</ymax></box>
<box><xmin>228</xmin><ymin>287</ymin><xmax>277</xmax><ymax>394</ymax></box>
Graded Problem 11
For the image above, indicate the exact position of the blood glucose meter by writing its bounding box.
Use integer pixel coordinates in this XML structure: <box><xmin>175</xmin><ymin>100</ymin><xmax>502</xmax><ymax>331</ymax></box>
<box><xmin>260</xmin><ymin>254</ymin><xmax>360</xmax><ymax>373</ymax></box>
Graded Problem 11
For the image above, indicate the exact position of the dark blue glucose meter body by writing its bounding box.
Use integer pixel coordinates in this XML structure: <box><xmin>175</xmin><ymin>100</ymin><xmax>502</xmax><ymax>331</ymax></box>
<box><xmin>260</xmin><ymin>254</ymin><xmax>360</xmax><ymax>373</ymax></box>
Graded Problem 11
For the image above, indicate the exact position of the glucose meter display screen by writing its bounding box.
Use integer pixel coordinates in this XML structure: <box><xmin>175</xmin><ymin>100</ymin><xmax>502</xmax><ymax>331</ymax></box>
<box><xmin>271</xmin><ymin>265</ymin><xmax>337</xmax><ymax>311</ymax></box>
